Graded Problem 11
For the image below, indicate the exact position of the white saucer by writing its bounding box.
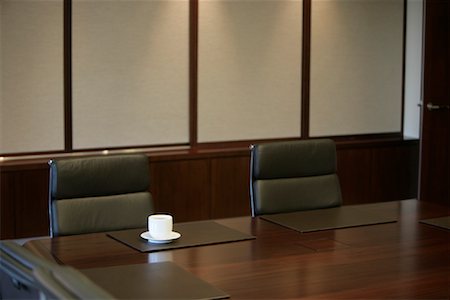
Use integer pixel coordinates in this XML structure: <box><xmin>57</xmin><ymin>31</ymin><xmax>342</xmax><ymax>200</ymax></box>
<box><xmin>140</xmin><ymin>231</ymin><xmax>181</xmax><ymax>244</ymax></box>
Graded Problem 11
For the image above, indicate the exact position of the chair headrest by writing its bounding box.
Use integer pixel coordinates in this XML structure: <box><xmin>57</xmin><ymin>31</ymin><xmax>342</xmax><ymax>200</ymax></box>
<box><xmin>252</xmin><ymin>139</ymin><xmax>337</xmax><ymax>179</ymax></box>
<box><xmin>49</xmin><ymin>154</ymin><xmax>150</xmax><ymax>199</ymax></box>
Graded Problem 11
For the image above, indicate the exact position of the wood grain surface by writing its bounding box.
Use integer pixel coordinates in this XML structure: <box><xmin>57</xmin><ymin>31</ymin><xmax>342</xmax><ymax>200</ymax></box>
<box><xmin>25</xmin><ymin>199</ymin><xmax>449</xmax><ymax>299</ymax></box>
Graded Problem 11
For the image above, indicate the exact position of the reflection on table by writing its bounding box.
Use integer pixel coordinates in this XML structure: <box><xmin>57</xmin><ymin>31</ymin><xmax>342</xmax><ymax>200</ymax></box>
<box><xmin>25</xmin><ymin>199</ymin><xmax>449</xmax><ymax>299</ymax></box>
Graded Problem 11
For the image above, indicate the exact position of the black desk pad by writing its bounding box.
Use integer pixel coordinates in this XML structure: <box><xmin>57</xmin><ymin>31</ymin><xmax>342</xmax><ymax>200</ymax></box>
<box><xmin>82</xmin><ymin>261</ymin><xmax>229</xmax><ymax>299</ymax></box>
<box><xmin>420</xmin><ymin>216</ymin><xmax>450</xmax><ymax>230</ymax></box>
<box><xmin>107</xmin><ymin>220</ymin><xmax>255</xmax><ymax>252</ymax></box>
<box><xmin>261</xmin><ymin>203</ymin><xmax>398</xmax><ymax>233</ymax></box>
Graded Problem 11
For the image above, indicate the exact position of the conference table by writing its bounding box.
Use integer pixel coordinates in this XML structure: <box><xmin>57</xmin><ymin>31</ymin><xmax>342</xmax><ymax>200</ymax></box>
<box><xmin>25</xmin><ymin>199</ymin><xmax>449</xmax><ymax>299</ymax></box>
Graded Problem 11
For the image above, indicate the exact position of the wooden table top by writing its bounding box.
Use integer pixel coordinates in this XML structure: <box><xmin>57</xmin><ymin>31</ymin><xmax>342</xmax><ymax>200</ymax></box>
<box><xmin>25</xmin><ymin>199</ymin><xmax>449</xmax><ymax>299</ymax></box>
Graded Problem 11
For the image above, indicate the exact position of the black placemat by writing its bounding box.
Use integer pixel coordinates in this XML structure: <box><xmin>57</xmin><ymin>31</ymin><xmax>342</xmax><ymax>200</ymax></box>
<box><xmin>420</xmin><ymin>216</ymin><xmax>450</xmax><ymax>230</ymax></box>
<box><xmin>261</xmin><ymin>203</ymin><xmax>398</xmax><ymax>233</ymax></box>
<box><xmin>107</xmin><ymin>220</ymin><xmax>255</xmax><ymax>252</ymax></box>
<box><xmin>82</xmin><ymin>261</ymin><xmax>229</xmax><ymax>299</ymax></box>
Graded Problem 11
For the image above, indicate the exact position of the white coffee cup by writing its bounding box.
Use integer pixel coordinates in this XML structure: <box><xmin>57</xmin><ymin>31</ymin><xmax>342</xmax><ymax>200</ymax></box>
<box><xmin>148</xmin><ymin>214</ymin><xmax>173</xmax><ymax>239</ymax></box>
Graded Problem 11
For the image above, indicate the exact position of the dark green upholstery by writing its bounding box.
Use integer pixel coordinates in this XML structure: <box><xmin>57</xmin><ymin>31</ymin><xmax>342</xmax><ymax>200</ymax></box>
<box><xmin>49</xmin><ymin>154</ymin><xmax>153</xmax><ymax>237</ymax></box>
<box><xmin>250</xmin><ymin>139</ymin><xmax>342</xmax><ymax>216</ymax></box>
<box><xmin>0</xmin><ymin>241</ymin><xmax>114</xmax><ymax>299</ymax></box>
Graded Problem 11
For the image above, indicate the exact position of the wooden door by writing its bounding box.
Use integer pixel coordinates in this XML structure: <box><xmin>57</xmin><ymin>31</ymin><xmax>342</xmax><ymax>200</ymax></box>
<box><xmin>419</xmin><ymin>0</ymin><xmax>449</xmax><ymax>206</ymax></box>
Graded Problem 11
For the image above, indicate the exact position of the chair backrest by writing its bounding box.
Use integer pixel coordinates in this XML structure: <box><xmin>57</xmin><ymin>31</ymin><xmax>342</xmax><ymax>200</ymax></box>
<box><xmin>0</xmin><ymin>240</ymin><xmax>114</xmax><ymax>299</ymax></box>
<box><xmin>49</xmin><ymin>154</ymin><xmax>153</xmax><ymax>237</ymax></box>
<box><xmin>250</xmin><ymin>139</ymin><xmax>342</xmax><ymax>216</ymax></box>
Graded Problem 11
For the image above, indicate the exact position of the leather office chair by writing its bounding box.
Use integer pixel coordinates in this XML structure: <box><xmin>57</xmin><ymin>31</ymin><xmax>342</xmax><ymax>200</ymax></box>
<box><xmin>0</xmin><ymin>240</ymin><xmax>114</xmax><ymax>299</ymax></box>
<box><xmin>250</xmin><ymin>139</ymin><xmax>342</xmax><ymax>216</ymax></box>
<box><xmin>49</xmin><ymin>154</ymin><xmax>153</xmax><ymax>237</ymax></box>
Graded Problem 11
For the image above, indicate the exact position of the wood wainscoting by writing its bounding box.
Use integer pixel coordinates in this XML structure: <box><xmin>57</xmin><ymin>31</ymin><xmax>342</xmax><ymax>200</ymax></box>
<box><xmin>0</xmin><ymin>138</ymin><xmax>419</xmax><ymax>239</ymax></box>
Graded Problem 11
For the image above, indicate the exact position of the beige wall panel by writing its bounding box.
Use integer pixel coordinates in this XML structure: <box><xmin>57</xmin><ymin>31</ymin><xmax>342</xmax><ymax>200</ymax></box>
<box><xmin>198</xmin><ymin>0</ymin><xmax>302</xmax><ymax>143</ymax></box>
<box><xmin>72</xmin><ymin>0</ymin><xmax>189</xmax><ymax>149</ymax></box>
<box><xmin>310</xmin><ymin>0</ymin><xmax>403</xmax><ymax>137</ymax></box>
<box><xmin>0</xmin><ymin>0</ymin><xmax>64</xmax><ymax>154</ymax></box>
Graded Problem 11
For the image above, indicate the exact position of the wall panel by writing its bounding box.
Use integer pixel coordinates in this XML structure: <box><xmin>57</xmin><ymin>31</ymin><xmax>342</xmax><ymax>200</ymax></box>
<box><xmin>1</xmin><ymin>165</ymin><xmax>49</xmax><ymax>239</ymax></box>
<box><xmin>336</xmin><ymin>148</ymin><xmax>372</xmax><ymax>204</ymax></box>
<box><xmin>150</xmin><ymin>159</ymin><xmax>211</xmax><ymax>222</ymax></box>
<box><xmin>14</xmin><ymin>169</ymin><xmax>50</xmax><ymax>238</ymax></box>
<box><xmin>198</xmin><ymin>0</ymin><xmax>302</xmax><ymax>142</ymax></box>
<box><xmin>72</xmin><ymin>0</ymin><xmax>189</xmax><ymax>149</ymax></box>
<box><xmin>1</xmin><ymin>171</ymin><xmax>16</xmax><ymax>239</ymax></box>
<box><xmin>0</xmin><ymin>0</ymin><xmax>64</xmax><ymax>154</ymax></box>
<box><xmin>370</xmin><ymin>145</ymin><xmax>419</xmax><ymax>201</ymax></box>
<box><xmin>210</xmin><ymin>156</ymin><xmax>251</xmax><ymax>218</ymax></box>
<box><xmin>310</xmin><ymin>0</ymin><xmax>404</xmax><ymax>136</ymax></box>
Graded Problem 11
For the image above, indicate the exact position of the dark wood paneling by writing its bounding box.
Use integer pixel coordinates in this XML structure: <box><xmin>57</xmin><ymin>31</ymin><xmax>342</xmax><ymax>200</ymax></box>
<box><xmin>1</xmin><ymin>173</ymin><xmax>16</xmax><ymax>239</ymax></box>
<box><xmin>14</xmin><ymin>169</ymin><xmax>50</xmax><ymax>238</ymax></box>
<box><xmin>371</xmin><ymin>145</ymin><xmax>419</xmax><ymax>201</ymax></box>
<box><xmin>337</xmin><ymin>142</ymin><xmax>419</xmax><ymax>205</ymax></box>
<box><xmin>337</xmin><ymin>148</ymin><xmax>372</xmax><ymax>204</ymax></box>
<box><xmin>0</xmin><ymin>140</ymin><xmax>419</xmax><ymax>239</ymax></box>
<box><xmin>1</xmin><ymin>167</ymin><xmax>49</xmax><ymax>239</ymax></box>
<box><xmin>150</xmin><ymin>159</ymin><xmax>210</xmax><ymax>222</ymax></box>
<box><xmin>210</xmin><ymin>156</ymin><xmax>251</xmax><ymax>219</ymax></box>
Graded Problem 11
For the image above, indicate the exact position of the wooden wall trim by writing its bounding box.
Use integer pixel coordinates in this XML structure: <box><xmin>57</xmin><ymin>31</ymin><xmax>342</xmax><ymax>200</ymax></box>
<box><xmin>400</xmin><ymin>0</ymin><xmax>408</xmax><ymax>135</ymax></box>
<box><xmin>64</xmin><ymin>0</ymin><xmax>73</xmax><ymax>151</ymax></box>
<box><xmin>189</xmin><ymin>0</ymin><xmax>199</xmax><ymax>147</ymax></box>
<box><xmin>1</xmin><ymin>140</ymin><xmax>419</xmax><ymax>239</ymax></box>
<box><xmin>301</xmin><ymin>0</ymin><xmax>311</xmax><ymax>138</ymax></box>
<box><xmin>0</xmin><ymin>137</ymin><xmax>418</xmax><ymax>171</ymax></box>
